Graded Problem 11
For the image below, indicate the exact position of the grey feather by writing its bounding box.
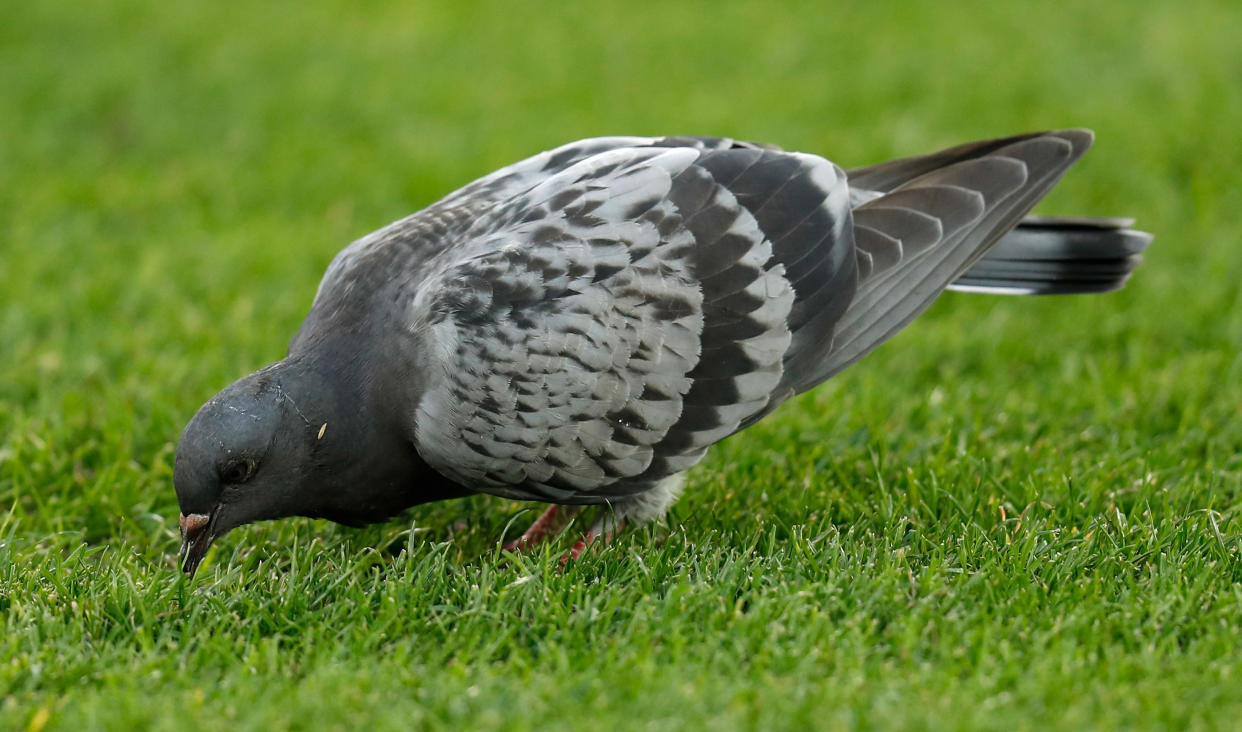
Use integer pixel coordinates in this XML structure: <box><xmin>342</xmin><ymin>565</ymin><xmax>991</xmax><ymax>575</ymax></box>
<box><xmin>405</xmin><ymin>129</ymin><xmax>1138</xmax><ymax>504</ymax></box>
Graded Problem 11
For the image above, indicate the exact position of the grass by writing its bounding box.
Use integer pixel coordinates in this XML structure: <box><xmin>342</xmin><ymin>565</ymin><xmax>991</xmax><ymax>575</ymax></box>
<box><xmin>3</xmin><ymin>0</ymin><xmax>1242</xmax><ymax>728</ymax></box>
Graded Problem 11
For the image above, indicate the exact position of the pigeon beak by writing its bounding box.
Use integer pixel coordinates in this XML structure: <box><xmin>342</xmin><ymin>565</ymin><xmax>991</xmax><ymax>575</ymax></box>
<box><xmin>178</xmin><ymin>512</ymin><xmax>215</xmax><ymax>578</ymax></box>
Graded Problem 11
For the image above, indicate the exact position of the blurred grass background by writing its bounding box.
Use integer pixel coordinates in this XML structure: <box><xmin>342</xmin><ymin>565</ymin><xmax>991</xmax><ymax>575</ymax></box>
<box><xmin>3</xmin><ymin>0</ymin><xmax>1241</xmax><ymax>729</ymax></box>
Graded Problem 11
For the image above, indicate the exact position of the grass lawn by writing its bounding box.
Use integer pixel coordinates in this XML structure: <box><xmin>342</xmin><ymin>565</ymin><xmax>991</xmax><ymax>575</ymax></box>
<box><xmin>4</xmin><ymin>0</ymin><xmax>1242</xmax><ymax>728</ymax></box>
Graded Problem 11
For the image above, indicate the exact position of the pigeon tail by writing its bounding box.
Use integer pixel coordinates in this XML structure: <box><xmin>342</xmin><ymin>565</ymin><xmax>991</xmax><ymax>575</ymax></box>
<box><xmin>948</xmin><ymin>215</ymin><xmax>1153</xmax><ymax>295</ymax></box>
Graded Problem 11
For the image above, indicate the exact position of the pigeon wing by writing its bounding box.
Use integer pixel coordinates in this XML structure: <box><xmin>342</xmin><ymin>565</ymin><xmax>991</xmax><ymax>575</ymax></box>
<box><xmin>796</xmin><ymin>130</ymin><xmax>1096</xmax><ymax>388</ymax></box>
<box><xmin>409</xmin><ymin>144</ymin><xmax>853</xmax><ymax>502</ymax></box>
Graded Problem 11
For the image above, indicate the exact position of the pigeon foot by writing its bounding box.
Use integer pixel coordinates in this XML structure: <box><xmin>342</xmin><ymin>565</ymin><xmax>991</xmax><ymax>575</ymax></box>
<box><xmin>560</xmin><ymin>513</ymin><xmax>627</xmax><ymax>566</ymax></box>
<box><xmin>503</xmin><ymin>504</ymin><xmax>581</xmax><ymax>552</ymax></box>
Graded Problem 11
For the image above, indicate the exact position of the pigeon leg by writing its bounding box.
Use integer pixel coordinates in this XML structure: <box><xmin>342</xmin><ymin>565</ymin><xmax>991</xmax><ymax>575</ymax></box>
<box><xmin>561</xmin><ymin>511</ymin><xmax>627</xmax><ymax>564</ymax></box>
<box><xmin>503</xmin><ymin>504</ymin><xmax>580</xmax><ymax>552</ymax></box>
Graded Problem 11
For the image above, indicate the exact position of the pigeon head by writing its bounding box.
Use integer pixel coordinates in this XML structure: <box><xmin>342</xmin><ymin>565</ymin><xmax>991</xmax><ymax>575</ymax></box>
<box><xmin>173</xmin><ymin>355</ymin><xmax>459</xmax><ymax>577</ymax></box>
<box><xmin>173</xmin><ymin>365</ymin><xmax>316</xmax><ymax>576</ymax></box>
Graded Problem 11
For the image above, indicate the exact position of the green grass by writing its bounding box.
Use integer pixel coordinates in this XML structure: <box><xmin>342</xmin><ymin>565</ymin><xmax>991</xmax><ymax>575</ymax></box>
<box><xmin>4</xmin><ymin>0</ymin><xmax>1242</xmax><ymax>728</ymax></box>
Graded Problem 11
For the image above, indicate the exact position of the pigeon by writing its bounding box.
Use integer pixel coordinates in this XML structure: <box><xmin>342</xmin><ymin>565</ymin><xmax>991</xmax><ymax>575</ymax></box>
<box><xmin>174</xmin><ymin>129</ymin><xmax>1152</xmax><ymax>576</ymax></box>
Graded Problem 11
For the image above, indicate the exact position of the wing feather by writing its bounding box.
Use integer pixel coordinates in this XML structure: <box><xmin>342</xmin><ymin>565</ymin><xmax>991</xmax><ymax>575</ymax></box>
<box><xmin>408</xmin><ymin>143</ymin><xmax>850</xmax><ymax>502</ymax></box>
<box><xmin>800</xmin><ymin>131</ymin><xmax>1092</xmax><ymax>387</ymax></box>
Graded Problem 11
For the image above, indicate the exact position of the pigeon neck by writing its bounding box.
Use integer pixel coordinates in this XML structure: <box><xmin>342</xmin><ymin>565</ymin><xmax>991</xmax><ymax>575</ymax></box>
<box><xmin>276</xmin><ymin>348</ymin><xmax>467</xmax><ymax>525</ymax></box>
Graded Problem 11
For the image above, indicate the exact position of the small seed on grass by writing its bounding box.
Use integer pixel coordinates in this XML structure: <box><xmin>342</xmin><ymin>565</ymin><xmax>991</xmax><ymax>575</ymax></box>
<box><xmin>318</xmin><ymin>423</ymin><xmax>327</xmax><ymax>440</ymax></box>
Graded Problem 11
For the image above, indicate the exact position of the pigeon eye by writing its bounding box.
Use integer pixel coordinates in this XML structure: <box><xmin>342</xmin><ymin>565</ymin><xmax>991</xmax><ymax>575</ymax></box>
<box><xmin>220</xmin><ymin>459</ymin><xmax>257</xmax><ymax>485</ymax></box>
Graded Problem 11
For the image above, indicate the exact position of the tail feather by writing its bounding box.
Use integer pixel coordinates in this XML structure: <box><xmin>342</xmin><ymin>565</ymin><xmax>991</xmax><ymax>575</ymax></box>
<box><xmin>948</xmin><ymin>216</ymin><xmax>1153</xmax><ymax>295</ymax></box>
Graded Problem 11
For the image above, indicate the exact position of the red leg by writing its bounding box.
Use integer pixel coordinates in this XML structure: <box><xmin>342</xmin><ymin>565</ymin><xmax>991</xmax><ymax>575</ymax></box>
<box><xmin>503</xmin><ymin>505</ymin><xmax>580</xmax><ymax>552</ymax></box>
